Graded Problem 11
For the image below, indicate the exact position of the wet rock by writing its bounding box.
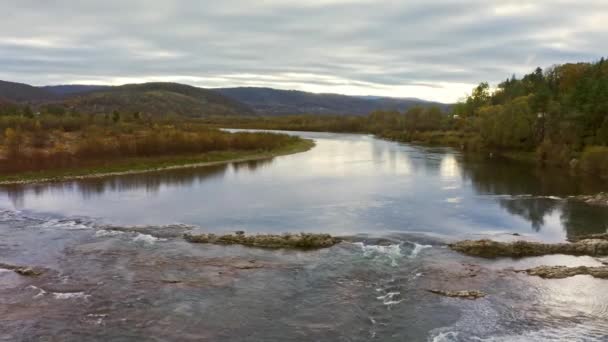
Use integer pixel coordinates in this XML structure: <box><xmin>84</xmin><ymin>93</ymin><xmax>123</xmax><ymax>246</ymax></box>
<box><xmin>449</xmin><ymin>239</ymin><xmax>608</xmax><ymax>258</ymax></box>
<box><xmin>568</xmin><ymin>233</ymin><xmax>608</xmax><ymax>242</ymax></box>
<box><xmin>184</xmin><ymin>232</ymin><xmax>341</xmax><ymax>250</ymax></box>
<box><xmin>427</xmin><ymin>289</ymin><xmax>486</xmax><ymax>299</ymax></box>
<box><xmin>0</xmin><ymin>263</ymin><xmax>42</xmax><ymax>276</ymax></box>
<box><xmin>523</xmin><ymin>265</ymin><xmax>608</xmax><ymax>279</ymax></box>
<box><xmin>571</xmin><ymin>192</ymin><xmax>608</xmax><ymax>207</ymax></box>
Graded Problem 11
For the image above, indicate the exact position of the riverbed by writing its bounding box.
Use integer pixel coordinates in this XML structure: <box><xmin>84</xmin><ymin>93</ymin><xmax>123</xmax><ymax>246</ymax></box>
<box><xmin>1</xmin><ymin>131</ymin><xmax>607</xmax><ymax>341</ymax></box>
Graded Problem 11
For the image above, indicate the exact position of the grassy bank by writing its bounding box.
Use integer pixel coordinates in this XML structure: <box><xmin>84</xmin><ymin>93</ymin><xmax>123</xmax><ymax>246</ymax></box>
<box><xmin>0</xmin><ymin>138</ymin><xmax>314</xmax><ymax>185</ymax></box>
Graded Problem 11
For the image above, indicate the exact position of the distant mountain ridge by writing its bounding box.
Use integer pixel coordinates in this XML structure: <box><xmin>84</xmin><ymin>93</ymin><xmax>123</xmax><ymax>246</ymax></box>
<box><xmin>0</xmin><ymin>80</ymin><xmax>449</xmax><ymax>117</ymax></box>
<box><xmin>0</xmin><ymin>81</ymin><xmax>254</xmax><ymax>117</ymax></box>
<box><xmin>62</xmin><ymin>83</ymin><xmax>254</xmax><ymax>117</ymax></box>
<box><xmin>0</xmin><ymin>80</ymin><xmax>56</xmax><ymax>102</ymax></box>
<box><xmin>41</xmin><ymin>84</ymin><xmax>112</xmax><ymax>97</ymax></box>
<box><xmin>215</xmin><ymin>87</ymin><xmax>450</xmax><ymax>115</ymax></box>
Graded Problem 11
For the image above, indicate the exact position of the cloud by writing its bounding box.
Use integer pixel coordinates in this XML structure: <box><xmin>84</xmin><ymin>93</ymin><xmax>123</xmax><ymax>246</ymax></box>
<box><xmin>0</xmin><ymin>0</ymin><xmax>606</xmax><ymax>102</ymax></box>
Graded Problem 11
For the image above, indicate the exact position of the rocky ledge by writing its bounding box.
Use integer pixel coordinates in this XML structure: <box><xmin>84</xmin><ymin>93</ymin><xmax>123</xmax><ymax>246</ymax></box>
<box><xmin>522</xmin><ymin>265</ymin><xmax>608</xmax><ymax>279</ymax></box>
<box><xmin>570</xmin><ymin>192</ymin><xmax>608</xmax><ymax>207</ymax></box>
<box><xmin>184</xmin><ymin>232</ymin><xmax>341</xmax><ymax>250</ymax></box>
<box><xmin>427</xmin><ymin>289</ymin><xmax>486</xmax><ymax>299</ymax></box>
<box><xmin>0</xmin><ymin>262</ymin><xmax>42</xmax><ymax>276</ymax></box>
<box><xmin>449</xmin><ymin>239</ymin><xmax>608</xmax><ymax>258</ymax></box>
<box><xmin>568</xmin><ymin>233</ymin><xmax>608</xmax><ymax>242</ymax></box>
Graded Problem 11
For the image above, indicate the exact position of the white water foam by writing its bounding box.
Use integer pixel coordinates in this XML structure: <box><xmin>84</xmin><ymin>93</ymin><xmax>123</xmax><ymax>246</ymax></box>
<box><xmin>0</xmin><ymin>210</ymin><xmax>25</xmax><ymax>222</ymax></box>
<box><xmin>353</xmin><ymin>241</ymin><xmax>431</xmax><ymax>266</ymax></box>
<box><xmin>52</xmin><ymin>292</ymin><xmax>91</xmax><ymax>300</ymax></box>
<box><xmin>132</xmin><ymin>233</ymin><xmax>165</xmax><ymax>244</ymax></box>
<box><xmin>27</xmin><ymin>285</ymin><xmax>47</xmax><ymax>298</ymax></box>
<box><xmin>95</xmin><ymin>229</ymin><xmax>124</xmax><ymax>237</ymax></box>
<box><xmin>411</xmin><ymin>243</ymin><xmax>432</xmax><ymax>258</ymax></box>
<box><xmin>27</xmin><ymin>285</ymin><xmax>91</xmax><ymax>300</ymax></box>
<box><xmin>430</xmin><ymin>331</ymin><xmax>459</xmax><ymax>342</ymax></box>
<box><xmin>376</xmin><ymin>291</ymin><xmax>403</xmax><ymax>306</ymax></box>
<box><xmin>354</xmin><ymin>243</ymin><xmax>403</xmax><ymax>267</ymax></box>
<box><xmin>85</xmin><ymin>313</ymin><xmax>108</xmax><ymax>326</ymax></box>
<box><xmin>37</xmin><ymin>218</ymin><xmax>93</xmax><ymax>230</ymax></box>
<box><xmin>353</xmin><ymin>242</ymin><xmax>432</xmax><ymax>267</ymax></box>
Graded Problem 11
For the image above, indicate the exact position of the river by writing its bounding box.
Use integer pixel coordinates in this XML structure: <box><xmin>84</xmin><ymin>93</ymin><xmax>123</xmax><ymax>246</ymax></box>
<box><xmin>1</xmin><ymin>131</ymin><xmax>607</xmax><ymax>341</ymax></box>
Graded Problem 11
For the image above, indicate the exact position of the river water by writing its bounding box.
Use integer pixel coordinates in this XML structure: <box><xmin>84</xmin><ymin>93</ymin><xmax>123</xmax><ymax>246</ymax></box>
<box><xmin>1</xmin><ymin>131</ymin><xmax>607</xmax><ymax>341</ymax></box>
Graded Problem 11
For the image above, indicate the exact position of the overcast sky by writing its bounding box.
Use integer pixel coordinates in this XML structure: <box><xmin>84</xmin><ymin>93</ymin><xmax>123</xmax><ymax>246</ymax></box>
<box><xmin>1</xmin><ymin>0</ymin><xmax>606</xmax><ymax>102</ymax></box>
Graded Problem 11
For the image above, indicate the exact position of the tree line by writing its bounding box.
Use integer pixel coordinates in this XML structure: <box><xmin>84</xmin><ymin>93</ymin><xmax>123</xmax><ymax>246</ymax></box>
<box><xmin>203</xmin><ymin>58</ymin><xmax>608</xmax><ymax>176</ymax></box>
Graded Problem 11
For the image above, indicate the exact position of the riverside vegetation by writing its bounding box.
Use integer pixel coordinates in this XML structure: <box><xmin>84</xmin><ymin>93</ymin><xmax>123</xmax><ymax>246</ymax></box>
<box><xmin>0</xmin><ymin>113</ymin><xmax>312</xmax><ymax>183</ymax></box>
<box><xmin>203</xmin><ymin>58</ymin><xmax>608</xmax><ymax>177</ymax></box>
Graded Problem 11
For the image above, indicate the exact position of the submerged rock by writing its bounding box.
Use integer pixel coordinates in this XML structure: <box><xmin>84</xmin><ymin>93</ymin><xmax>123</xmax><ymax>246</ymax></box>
<box><xmin>184</xmin><ymin>232</ymin><xmax>341</xmax><ymax>250</ymax></box>
<box><xmin>449</xmin><ymin>239</ymin><xmax>608</xmax><ymax>258</ymax></box>
<box><xmin>427</xmin><ymin>289</ymin><xmax>486</xmax><ymax>300</ymax></box>
<box><xmin>103</xmin><ymin>224</ymin><xmax>194</xmax><ymax>239</ymax></box>
<box><xmin>523</xmin><ymin>265</ymin><xmax>608</xmax><ymax>279</ymax></box>
<box><xmin>0</xmin><ymin>262</ymin><xmax>42</xmax><ymax>276</ymax></box>
<box><xmin>571</xmin><ymin>192</ymin><xmax>608</xmax><ymax>207</ymax></box>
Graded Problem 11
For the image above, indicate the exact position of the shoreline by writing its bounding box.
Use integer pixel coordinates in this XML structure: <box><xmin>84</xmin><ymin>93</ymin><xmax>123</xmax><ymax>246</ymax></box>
<box><xmin>0</xmin><ymin>139</ymin><xmax>315</xmax><ymax>186</ymax></box>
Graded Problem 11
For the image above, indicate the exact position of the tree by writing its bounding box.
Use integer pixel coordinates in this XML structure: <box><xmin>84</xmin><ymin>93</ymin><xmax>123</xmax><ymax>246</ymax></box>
<box><xmin>470</xmin><ymin>82</ymin><xmax>491</xmax><ymax>110</ymax></box>
<box><xmin>31</xmin><ymin>120</ymin><xmax>50</xmax><ymax>148</ymax></box>
<box><xmin>23</xmin><ymin>105</ymin><xmax>34</xmax><ymax>119</ymax></box>
<box><xmin>112</xmin><ymin>110</ymin><xmax>121</xmax><ymax>123</ymax></box>
<box><xmin>419</xmin><ymin>106</ymin><xmax>443</xmax><ymax>131</ymax></box>
<box><xmin>46</xmin><ymin>104</ymin><xmax>66</xmax><ymax>116</ymax></box>
<box><xmin>4</xmin><ymin>128</ymin><xmax>23</xmax><ymax>158</ymax></box>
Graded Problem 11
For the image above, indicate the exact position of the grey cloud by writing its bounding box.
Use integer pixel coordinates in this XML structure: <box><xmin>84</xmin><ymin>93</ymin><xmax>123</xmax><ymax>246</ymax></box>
<box><xmin>0</xmin><ymin>0</ymin><xmax>606</xmax><ymax>102</ymax></box>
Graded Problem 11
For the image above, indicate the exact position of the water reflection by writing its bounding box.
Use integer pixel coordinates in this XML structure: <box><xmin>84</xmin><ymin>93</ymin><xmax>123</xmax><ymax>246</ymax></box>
<box><xmin>458</xmin><ymin>155</ymin><xmax>608</xmax><ymax>238</ymax></box>
<box><xmin>497</xmin><ymin>198</ymin><xmax>560</xmax><ymax>232</ymax></box>
<box><xmin>439</xmin><ymin>154</ymin><xmax>461</xmax><ymax>180</ymax></box>
<box><xmin>5</xmin><ymin>158</ymin><xmax>274</xmax><ymax>207</ymax></box>
<box><xmin>1</xmin><ymin>132</ymin><xmax>607</xmax><ymax>240</ymax></box>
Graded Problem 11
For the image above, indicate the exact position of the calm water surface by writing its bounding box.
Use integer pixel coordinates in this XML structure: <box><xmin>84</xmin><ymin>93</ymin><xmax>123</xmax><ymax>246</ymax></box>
<box><xmin>1</xmin><ymin>131</ymin><xmax>607</xmax><ymax>341</ymax></box>
<box><xmin>2</xmin><ymin>131</ymin><xmax>608</xmax><ymax>240</ymax></box>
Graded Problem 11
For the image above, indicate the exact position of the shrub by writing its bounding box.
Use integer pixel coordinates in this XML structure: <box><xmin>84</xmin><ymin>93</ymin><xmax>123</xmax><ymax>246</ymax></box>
<box><xmin>580</xmin><ymin>146</ymin><xmax>608</xmax><ymax>176</ymax></box>
<box><xmin>536</xmin><ymin>140</ymin><xmax>574</xmax><ymax>167</ymax></box>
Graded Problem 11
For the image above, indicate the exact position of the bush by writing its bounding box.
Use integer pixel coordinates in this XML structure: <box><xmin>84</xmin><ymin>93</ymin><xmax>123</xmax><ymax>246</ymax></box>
<box><xmin>0</xmin><ymin>116</ymin><xmax>303</xmax><ymax>174</ymax></box>
<box><xmin>536</xmin><ymin>140</ymin><xmax>574</xmax><ymax>166</ymax></box>
<box><xmin>580</xmin><ymin>146</ymin><xmax>608</xmax><ymax>176</ymax></box>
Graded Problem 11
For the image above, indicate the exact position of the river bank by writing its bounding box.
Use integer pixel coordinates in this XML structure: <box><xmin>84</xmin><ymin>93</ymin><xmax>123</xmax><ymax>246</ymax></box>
<box><xmin>0</xmin><ymin>139</ymin><xmax>314</xmax><ymax>186</ymax></box>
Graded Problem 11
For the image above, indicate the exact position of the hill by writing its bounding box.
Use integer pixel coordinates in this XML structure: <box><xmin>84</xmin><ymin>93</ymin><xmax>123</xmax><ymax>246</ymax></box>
<box><xmin>0</xmin><ymin>80</ymin><xmax>450</xmax><ymax>117</ymax></box>
<box><xmin>215</xmin><ymin>87</ymin><xmax>450</xmax><ymax>115</ymax></box>
<box><xmin>62</xmin><ymin>83</ymin><xmax>255</xmax><ymax>117</ymax></box>
<box><xmin>0</xmin><ymin>80</ymin><xmax>56</xmax><ymax>102</ymax></box>
<box><xmin>41</xmin><ymin>84</ymin><xmax>112</xmax><ymax>97</ymax></box>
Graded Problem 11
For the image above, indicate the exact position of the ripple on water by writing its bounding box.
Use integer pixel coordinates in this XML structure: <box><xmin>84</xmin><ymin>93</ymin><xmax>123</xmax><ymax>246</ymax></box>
<box><xmin>26</xmin><ymin>285</ymin><xmax>91</xmax><ymax>301</ymax></box>
<box><xmin>376</xmin><ymin>291</ymin><xmax>403</xmax><ymax>306</ymax></box>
